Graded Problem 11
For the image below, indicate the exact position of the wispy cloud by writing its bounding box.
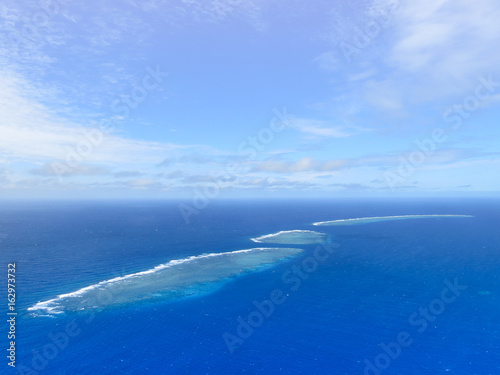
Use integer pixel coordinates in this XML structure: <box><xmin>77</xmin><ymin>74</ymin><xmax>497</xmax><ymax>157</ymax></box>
<box><xmin>1</xmin><ymin>0</ymin><xmax>498</xmax><ymax>197</ymax></box>
<box><xmin>315</xmin><ymin>0</ymin><xmax>500</xmax><ymax>118</ymax></box>
<box><xmin>0</xmin><ymin>71</ymin><xmax>197</xmax><ymax>167</ymax></box>
<box><xmin>30</xmin><ymin>164</ymin><xmax>110</xmax><ymax>177</ymax></box>
<box><xmin>286</xmin><ymin>117</ymin><xmax>369</xmax><ymax>139</ymax></box>
<box><xmin>126</xmin><ymin>0</ymin><xmax>266</xmax><ymax>30</ymax></box>
<box><xmin>251</xmin><ymin>148</ymin><xmax>499</xmax><ymax>174</ymax></box>
<box><xmin>376</xmin><ymin>0</ymin><xmax>500</xmax><ymax>106</ymax></box>
<box><xmin>252</xmin><ymin>157</ymin><xmax>350</xmax><ymax>173</ymax></box>
<box><xmin>113</xmin><ymin>170</ymin><xmax>144</xmax><ymax>178</ymax></box>
<box><xmin>314</xmin><ymin>51</ymin><xmax>339</xmax><ymax>72</ymax></box>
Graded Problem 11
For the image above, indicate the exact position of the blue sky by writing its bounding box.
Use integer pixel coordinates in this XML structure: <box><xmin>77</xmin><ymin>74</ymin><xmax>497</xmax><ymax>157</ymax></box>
<box><xmin>1</xmin><ymin>0</ymin><xmax>499</xmax><ymax>199</ymax></box>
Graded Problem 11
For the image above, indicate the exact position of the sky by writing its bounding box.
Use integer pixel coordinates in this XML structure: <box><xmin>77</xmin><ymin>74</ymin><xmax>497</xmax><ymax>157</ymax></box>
<box><xmin>1</xmin><ymin>0</ymin><xmax>500</xmax><ymax>200</ymax></box>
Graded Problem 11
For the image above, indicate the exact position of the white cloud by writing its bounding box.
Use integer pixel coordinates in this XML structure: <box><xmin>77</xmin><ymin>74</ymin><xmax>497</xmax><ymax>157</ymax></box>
<box><xmin>314</xmin><ymin>51</ymin><xmax>339</xmax><ymax>71</ymax></box>
<box><xmin>363</xmin><ymin>79</ymin><xmax>405</xmax><ymax>113</ymax></box>
<box><xmin>318</xmin><ymin>0</ymin><xmax>500</xmax><ymax>116</ymax></box>
<box><xmin>348</xmin><ymin>68</ymin><xmax>378</xmax><ymax>82</ymax></box>
<box><xmin>251</xmin><ymin>147</ymin><xmax>496</xmax><ymax>175</ymax></box>
<box><xmin>287</xmin><ymin>117</ymin><xmax>365</xmax><ymax>139</ymax></box>
<box><xmin>387</xmin><ymin>0</ymin><xmax>500</xmax><ymax>100</ymax></box>
<box><xmin>0</xmin><ymin>71</ymin><xmax>195</xmax><ymax>168</ymax></box>
<box><xmin>253</xmin><ymin>157</ymin><xmax>350</xmax><ymax>173</ymax></box>
<box><xmin>30</xmin><ymin>164</ymin><xmax>110</xmax><ymax>177</ymax></box>
<box><xmin>143</xmin><ymin>0</ymin><xmax>266</xmax><ymax>30</ymax></box>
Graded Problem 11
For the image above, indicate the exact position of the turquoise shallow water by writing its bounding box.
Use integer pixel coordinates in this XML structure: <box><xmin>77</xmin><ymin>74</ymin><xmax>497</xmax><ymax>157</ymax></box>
<box><xmin>28</xmin><ymin>247</ymin><xmax>304</xmax><ymax>315</ymax></box>
<box><xmin>1</xmin><ymin>198</ymin><xmax>499</xmax><ymax>374</ymax></box>
<box><xmin>251</xmin><ymin>229</ymin><xmax>330</xmax><ymax>244</ymax></box>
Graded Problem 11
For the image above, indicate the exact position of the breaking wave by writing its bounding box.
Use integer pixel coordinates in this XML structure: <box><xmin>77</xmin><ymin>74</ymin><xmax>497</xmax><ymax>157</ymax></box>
<box><xmin>251</xmin><ymin>230</ymin><xmax>329</xmax><ymax>244</ymax></box>
<box><xmin>28</xmin><ymin>247</ymin><xmax>303</xmax><ymax>316</ymax></box>
<box><xmin>313</xmin><ymin>214</ymin><xmax>473</xmax><ymax>226</ymax></box>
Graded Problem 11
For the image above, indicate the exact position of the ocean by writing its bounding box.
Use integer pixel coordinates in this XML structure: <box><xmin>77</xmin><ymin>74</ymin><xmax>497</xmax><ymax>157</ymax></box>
<box><xmin>1</xmin><ymin>198</ymin><xmax>499</xmax><ymax>374</ymax></box>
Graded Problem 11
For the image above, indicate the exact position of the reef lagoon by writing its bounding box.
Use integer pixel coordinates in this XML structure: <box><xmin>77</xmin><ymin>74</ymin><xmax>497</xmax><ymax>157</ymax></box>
<box><xmin>251</xmin><ymin>229</ymin><xmax>329</xmax><ymax>244</ymax></box>
<box><xmin>3</xmin><ymin>199</ymin><xmax>498</xmax><ymax>375</ymax></box>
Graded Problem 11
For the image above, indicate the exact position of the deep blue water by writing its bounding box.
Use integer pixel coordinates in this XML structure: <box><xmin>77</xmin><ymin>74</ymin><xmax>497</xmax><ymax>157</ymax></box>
<box><xmin>1</xmin><ymin>198</ymin><xmax>499</xmax><ymax>374</ymax></box>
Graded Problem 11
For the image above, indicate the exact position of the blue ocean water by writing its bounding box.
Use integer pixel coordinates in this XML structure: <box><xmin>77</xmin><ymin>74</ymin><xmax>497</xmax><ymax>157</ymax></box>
<box><xmin>1</xmin><ymin>198</ymin><xmax>499</xmax><ymax>375</ymax></box>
